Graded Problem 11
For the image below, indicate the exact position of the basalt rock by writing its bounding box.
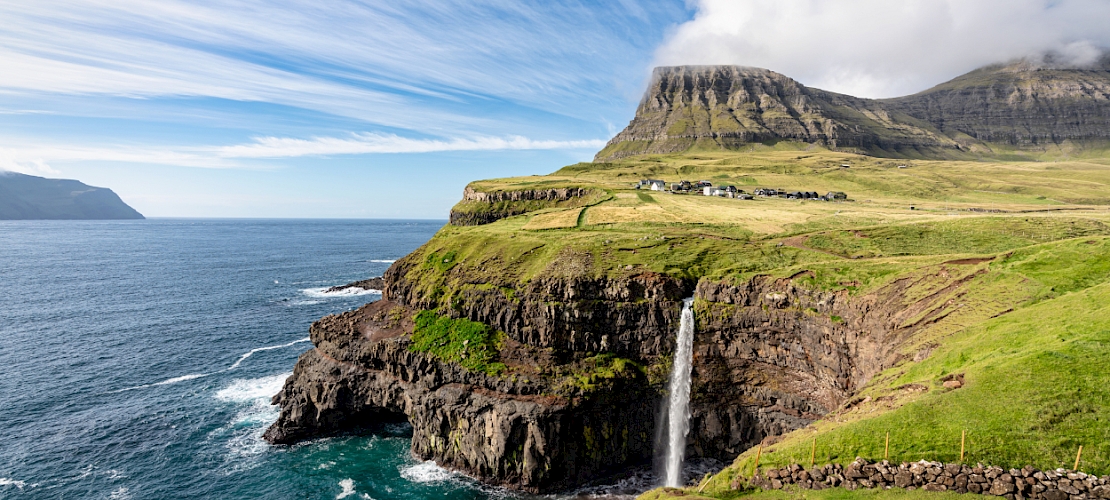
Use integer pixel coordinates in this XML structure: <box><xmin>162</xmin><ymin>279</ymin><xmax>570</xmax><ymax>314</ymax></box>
<box><xmin>449</xmin><ymin>186</ymin><xmax>595</xmax><ymax>226</ymax></box>
<box><xmin>324</xmin><ymin>277</ymin><xmax>384</xmax><ymax>294</ymax></box>
<box><xmin>264</xmin><ymin>299</ymin><xmax>658</xmax><ymax>493</ymax></box>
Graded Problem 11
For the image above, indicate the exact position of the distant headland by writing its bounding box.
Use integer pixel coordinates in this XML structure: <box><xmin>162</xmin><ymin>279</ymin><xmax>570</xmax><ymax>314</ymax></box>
<box><xmin>0</xmin><ymin>172</ymin><xmax>144</xmax><ymax>220</ymax></box>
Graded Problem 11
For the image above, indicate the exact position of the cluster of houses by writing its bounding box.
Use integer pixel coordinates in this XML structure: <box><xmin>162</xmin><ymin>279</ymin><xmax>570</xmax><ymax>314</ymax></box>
<box><xmin>636</xmin><ymin>179</ymin><xmax>847</xmax><ymax>201</ymax></box>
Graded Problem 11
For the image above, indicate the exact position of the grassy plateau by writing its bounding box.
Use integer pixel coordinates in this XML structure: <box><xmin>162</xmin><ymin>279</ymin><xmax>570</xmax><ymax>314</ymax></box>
<box><xmin>400</xmin><ymin>145</ymin><xmax>1110</xmax><ymax>499</ymax></box>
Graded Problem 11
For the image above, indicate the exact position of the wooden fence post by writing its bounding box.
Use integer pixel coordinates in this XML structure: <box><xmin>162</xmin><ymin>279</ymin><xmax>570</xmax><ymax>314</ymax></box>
<box><xmin>1075</xmin><ymin>445</ymin><xmax>1084</xmax><ymax>471</ymax></box>
<box><xmin>960</xmin><ymin>430</ymin><xmax>966</xmax><ymax>462</ymax></box>
<box><xmin>751</xmin><ymin>444</ymin><xmax>764</xmax><ymax>479</ymax></box>
<box><xmin>810</xmin><ymin>437</ymin><xmax>816</xmax><ymax>468</ymax></box>
<box><xmin>885</xmin><ymin>432</ymin><xmax>890</xmax><ymax>461</ymax></box>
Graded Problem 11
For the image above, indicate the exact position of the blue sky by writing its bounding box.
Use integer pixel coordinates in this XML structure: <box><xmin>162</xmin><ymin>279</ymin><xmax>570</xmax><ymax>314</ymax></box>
<box><xmin>0</xmin><ymin>1</ymin><xmax>692</xmax><ymax>218</ymax></box>
<box><xmin>3</xmin><ymin>0</ymin><xmax>1107</xmax><ymax>218</ymax></box>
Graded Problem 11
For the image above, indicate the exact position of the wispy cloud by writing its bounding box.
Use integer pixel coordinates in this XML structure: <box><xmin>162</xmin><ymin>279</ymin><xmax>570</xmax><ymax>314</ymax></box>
<box><xmin>656</xmin><ymin>0</ymin><xmax>1110</xmax><ymax>98</ymax></box>
<box><xmin>0</xmin><ymin>134</ymin><xmax>608</xmax><ymax>172</ymax></box>
<box><xmin>218</xmin><ymin>134</ymin><xmax>606</xmax><ymax>158</ymax></box>
<box><xmin>0</xmin><ymin>1</ymin><xmax>686</xmax><ymax>133</ymax></box>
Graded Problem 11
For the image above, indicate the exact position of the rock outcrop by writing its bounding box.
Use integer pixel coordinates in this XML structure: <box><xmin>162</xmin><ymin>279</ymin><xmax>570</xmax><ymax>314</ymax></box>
<box><xmin>449</xmin><ymin>186</ymin><xmax>596</xmax><ymax>226</ymax></box>
<box><xmin>596</xmin><ymin>57</ymin><xmax>1110</xmax><ymax>161</ymax></box>
<box><xmin>264</xmin><ymin>298</ymin><xmax>659</xmax><ymax>493</ymax></box>
<box><xmin>324</xmin><ymin>277</ymin><xmax>384</xmax><ymax>294</ymax></box>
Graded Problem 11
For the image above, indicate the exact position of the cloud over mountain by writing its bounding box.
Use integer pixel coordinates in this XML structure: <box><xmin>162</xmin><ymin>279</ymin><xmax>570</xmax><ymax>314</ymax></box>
<box><xmin>654</xmin><ymin>0</ymin><xmax>1110</xmax><ymax>98</ymax></box>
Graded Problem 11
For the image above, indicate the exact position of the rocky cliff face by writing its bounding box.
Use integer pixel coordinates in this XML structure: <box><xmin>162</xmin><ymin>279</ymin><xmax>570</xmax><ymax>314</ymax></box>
<box><xmin>597</xmin><ymin>59</ymin><xmax>1110</xmax><ymax>161</ymax></box>
<box><xmin>595</xmin><ymin>66</ymin><xmax>958</xmax><ymax>161</ymax></box>
<box><xmin>265</xmin><ymin>245</ymin><xmax>985</xmax><ymax>490</ymax></box>
<box><xmin>449</xmin><ymin>186</ymin><xmax>596</xmax><ymax>226</ymax></box>
<box><xmin>263</xmin><ymin>299</ymin><xmax>658</xmax><ymax>492</ymax></box>
<box><xmin>885</xmin><ymin>57</ymin><xmax>1110</xmax><ymax>149</ymax></box>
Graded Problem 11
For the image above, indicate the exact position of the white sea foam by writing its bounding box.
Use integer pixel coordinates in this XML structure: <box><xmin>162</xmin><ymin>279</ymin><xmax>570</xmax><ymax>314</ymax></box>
<box><xmin>227</xmin><ymin>338</ymin><xmax>310</xmax><ymax>370</ymax></box>
<box><xmin>368</xmin><ymin>259</ymin><xmax>396</xmax><ymax>263</ymax></box>
<box><xmin>302</xmin><ymin>286</ymin><xmax>381</xmax><ymax>298</ymax></box>
<box><xmin>215</xmin><ymin>373</ymin><xmax>290</xmax><ymax>403</ymax></box>
<box><xmin>108</xmin><ymin>486</ymin><xmax>132</xmax><ymax>500</ymax></box>
<box><xmin>113</xmin><ymin>372</ymin><xmax>210</xmax><ymax>392</ymax></box>
<box><xmin>211</xmin><ymin>373</ymin><xmax>291</xmax><ymax>468</ymax></box>
<box><xmin>399</xmin><ymin>461</ymin><xmax>455</xmax><ymax>483</ymax></box>
<box><xmin>113</xmin><ymin>338</ymin><xmax>307</xmax><ymax>393</ymax></box>
<box><xmin>336</xmin><ymin>479</ymin><xmax>357</xmax><ymax>499</ymax></box>
<box><xmin>0</xmin><ymin>477</ymin><xmax>32</xmax><ymax>489</ymax></box>
<box><xmin>154</xmin><ymin>373</ymin><xmax>208</xmax><ymax>385</ymax></box>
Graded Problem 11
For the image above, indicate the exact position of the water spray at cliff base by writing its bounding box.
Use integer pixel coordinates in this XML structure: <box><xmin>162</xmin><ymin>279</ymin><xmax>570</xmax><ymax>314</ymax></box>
<box><xmin>659</xmin><ymin>297</ymin><xmax>696</xmax><ymax>487</ymax></box>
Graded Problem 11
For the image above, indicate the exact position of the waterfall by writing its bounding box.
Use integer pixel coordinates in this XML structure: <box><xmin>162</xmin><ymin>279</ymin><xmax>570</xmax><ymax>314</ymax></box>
<box><xmin>662</xmin><ymin>297</ymin><xmax>696</xmax><ymax>487</ymax></box>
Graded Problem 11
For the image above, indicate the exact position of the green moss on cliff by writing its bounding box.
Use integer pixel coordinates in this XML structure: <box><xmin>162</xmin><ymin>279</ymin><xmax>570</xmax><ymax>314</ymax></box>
<box><xmin>561</xmin><ymin>353</ymin><xmax>646</xmax><ymax>393</ymax></box>
<box><xmin>410</xmin><ymin>310</ymin><xmax>506</xmax><ymax>375</ymax></box>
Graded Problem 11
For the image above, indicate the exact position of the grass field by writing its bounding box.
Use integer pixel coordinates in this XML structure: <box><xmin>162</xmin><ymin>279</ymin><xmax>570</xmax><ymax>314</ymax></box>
<box><xmin>416</xmin><ymin>147</ymin><xmax>1110</xmax><ymax>500</ymax></box>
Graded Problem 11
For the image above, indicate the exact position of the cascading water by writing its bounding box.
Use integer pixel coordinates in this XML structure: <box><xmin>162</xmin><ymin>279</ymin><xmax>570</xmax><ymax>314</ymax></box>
<box><xmin>661</xmin><ymin>297</ymin><xmax>696</xmax><ymax>487</ymax></box>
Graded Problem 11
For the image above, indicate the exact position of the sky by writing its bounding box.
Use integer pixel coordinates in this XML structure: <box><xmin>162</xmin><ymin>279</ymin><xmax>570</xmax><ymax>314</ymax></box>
<box><xmin>2</xmin><ymin>0</ymin><xmax>1108</xmax><ymax>218</ymax></box>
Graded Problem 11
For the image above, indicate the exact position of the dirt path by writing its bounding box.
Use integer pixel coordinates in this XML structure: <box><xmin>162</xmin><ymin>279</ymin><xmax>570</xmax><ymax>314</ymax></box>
<box><xmin>780</xmin><ymin>235</ymin><xmax>847</xmax><ymax>258</ymax></box>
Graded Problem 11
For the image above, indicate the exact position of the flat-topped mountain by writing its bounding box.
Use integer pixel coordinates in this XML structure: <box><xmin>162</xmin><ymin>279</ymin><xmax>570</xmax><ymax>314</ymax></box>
<box><xmin>0</xmin><ymin>172</ymin><xmax>144</xmax><ymax>220</ymax></box>
<box><xmin>597</xmin><ymin>58</ymin><xmax>1110</xmax><ymax>161</ymax></box>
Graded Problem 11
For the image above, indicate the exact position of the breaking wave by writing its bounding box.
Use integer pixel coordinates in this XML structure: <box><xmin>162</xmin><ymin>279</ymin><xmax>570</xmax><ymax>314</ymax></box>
<box><xmin>399</xmin><ymin>461</ymin><xmax>456</xmax><ymax>483</ymax></box>
<box><xmin>302</xmin><ymin>287</ymin><xmax>381</xmax><ymax>298</ymax></box>
<box><xmin>227</xmin><ymin>338</ymin><xmax>310</xmax><ymax>370</ymax></box>
<box><xmin>214</xmin><ymin>373</ymin><xmax>290</xmax><ymax>403</ymax></box>
<box><xmin>368</xmin><ymin>259</ymin><xmax>396</xmax><ymax>263</ymax></box>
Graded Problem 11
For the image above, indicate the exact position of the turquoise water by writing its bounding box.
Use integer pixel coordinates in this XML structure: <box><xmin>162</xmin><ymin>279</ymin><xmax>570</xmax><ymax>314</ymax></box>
<box><xmin>0</xmin><ymin>219</ymin><xmax>528</xmax><ymax>499</ymax></box>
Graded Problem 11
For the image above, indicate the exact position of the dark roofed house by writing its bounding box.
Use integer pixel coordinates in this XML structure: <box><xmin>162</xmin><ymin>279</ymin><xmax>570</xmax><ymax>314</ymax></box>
<box><xmin>826</xmin><ymin>191</ymin><xmax>848</xmax><ymax>200</ymax></box>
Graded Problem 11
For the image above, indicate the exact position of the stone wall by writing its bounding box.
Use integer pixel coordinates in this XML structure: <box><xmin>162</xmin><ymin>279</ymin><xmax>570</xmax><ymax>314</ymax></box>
<box><xmin>740</xmin><ymin>458</ymin><xmax>1110</xmax><ymax>500</ymax></box>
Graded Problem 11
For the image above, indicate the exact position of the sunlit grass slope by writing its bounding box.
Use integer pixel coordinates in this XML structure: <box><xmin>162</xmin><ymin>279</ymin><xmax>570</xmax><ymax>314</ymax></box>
<box><xmin>406</xmin><ymin>147</ymin><xmax>1110</xmax><ymax>499</ymax></box>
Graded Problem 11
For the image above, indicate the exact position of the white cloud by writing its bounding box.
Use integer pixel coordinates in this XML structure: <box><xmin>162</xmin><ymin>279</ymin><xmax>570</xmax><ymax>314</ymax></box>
<box><xmin>654</xmin><ymin>0</ymin><xmax>1110</xmax><ymax>98</ymax></box>
<box><xmin>218</xmin><ymin>134</ymin><xmax>606</xmax><ymax>158</ymax></box>
<box><xmin>0</xmin><ymin>134</ymin><xmax>607</xmax><ymax>170</ymax></box>
<box><xmin>0</xmin><ymin>152</ymin><xmax>60</xmax><ymax>176</ymax></box>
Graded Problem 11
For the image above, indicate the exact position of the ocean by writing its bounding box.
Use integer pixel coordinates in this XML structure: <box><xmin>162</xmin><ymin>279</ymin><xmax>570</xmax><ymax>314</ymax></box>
<box><xmin>0</xmin><ymin>218</ymin><xmax>718</xmax><ymax>499</ymax></box>
<box><xmin>0</xmin><ymin>219</ymin><xmax>524</xmax><ymax>499</ymax></box>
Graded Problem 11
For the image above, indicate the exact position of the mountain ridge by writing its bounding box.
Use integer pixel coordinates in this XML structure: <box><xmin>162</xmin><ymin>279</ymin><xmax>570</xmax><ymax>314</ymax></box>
<box><xmin>596</xmin><ymin>58</ymin><xmax>1110</xmax><ymax>161</ymax></box>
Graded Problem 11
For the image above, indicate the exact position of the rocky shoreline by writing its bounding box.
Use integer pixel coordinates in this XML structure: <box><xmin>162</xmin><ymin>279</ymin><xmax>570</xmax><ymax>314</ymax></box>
<box><xmin>743</xmin><ymin>458</ymin><xmax>1110</xmax><ymax>500</ymax></box>
<box><xmin>323</xmin><ymin>276</ymin><xmax>384</xmax><ymax>293</ymax></box>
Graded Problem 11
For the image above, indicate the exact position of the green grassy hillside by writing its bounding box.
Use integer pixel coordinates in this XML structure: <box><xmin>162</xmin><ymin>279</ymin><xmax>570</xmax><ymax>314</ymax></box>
<box><xmin>418</xmin><ymin>147</ymin><xmax>1110</xmax><ymax>498</ymax></box>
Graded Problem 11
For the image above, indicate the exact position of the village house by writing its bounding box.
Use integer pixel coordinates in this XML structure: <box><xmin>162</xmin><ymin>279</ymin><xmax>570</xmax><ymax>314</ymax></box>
<box><xmin>636</xmin><ymin>179</ymin><xmax>666</xmax><ymax>191</ymax></box>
